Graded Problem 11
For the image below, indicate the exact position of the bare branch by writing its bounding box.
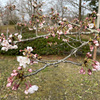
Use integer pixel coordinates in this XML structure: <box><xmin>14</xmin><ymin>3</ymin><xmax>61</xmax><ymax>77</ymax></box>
<box><xmin>24</xmin><ymin>41</ymin><xmax>88</xmax><ymax>78</ymax></box>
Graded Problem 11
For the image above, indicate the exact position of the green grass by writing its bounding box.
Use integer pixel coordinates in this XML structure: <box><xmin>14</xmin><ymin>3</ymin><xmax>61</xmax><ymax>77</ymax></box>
<box><xmin>1</xmin><ymin>25</ymin><xmax>15</xmax><ymax>30</ymax></box>
<box><xmin>0</xmin><ymin>55</ymin><xmax>100</xmax><ymax>100</ymax></box>
<box><xmin>0</xmin><ymin>25</ymin><xmax>15</xmax><ymax>33</ymax></box>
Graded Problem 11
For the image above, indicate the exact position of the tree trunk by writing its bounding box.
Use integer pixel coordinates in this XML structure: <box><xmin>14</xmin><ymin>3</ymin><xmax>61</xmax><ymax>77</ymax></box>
<box><xmin>79</xmin><ymin>0</ymin><xmax>82</xmax><ymax>21</ymax></box>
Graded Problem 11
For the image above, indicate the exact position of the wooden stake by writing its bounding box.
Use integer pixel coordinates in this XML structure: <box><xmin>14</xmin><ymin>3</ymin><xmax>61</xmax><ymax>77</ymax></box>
<box><xmin>93</xmin><ymin>0</ymin><xmax>100</xmax><ymax>61</ymax></box>
<box><xmin>93</xmin><ymin>46</ymin><xmax>97</xmax><ymax>61</ymax></box>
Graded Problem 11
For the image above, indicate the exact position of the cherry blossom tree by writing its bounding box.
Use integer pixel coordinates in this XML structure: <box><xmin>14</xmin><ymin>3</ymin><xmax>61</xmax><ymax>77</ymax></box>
<box><xmin>0</xmin><ymin>2</ymin><xmax>100</xmax><ymax>95</ymax></box>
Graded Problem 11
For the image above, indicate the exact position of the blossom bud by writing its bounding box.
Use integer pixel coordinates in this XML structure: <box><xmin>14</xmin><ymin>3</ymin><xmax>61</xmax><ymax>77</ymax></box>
<box><xmin>18</xmin><ymin>66</ymin><xmax>22</xmax><ymax>70</ymax></box>
<box><xmin>88</xmin><ymin>69</ymin><xmax>92</xmax><ymax>75</ymax></box>
<box><xmin>28</xmin><ymin>69</ymin><xmax>32</xmax><ymax>72</ymax></box>
<box><xmin>6</xmin><ymin>82</ymin><xmax>12</xmax><ymax>87</ymax></box>
<box><xmin>13</xmin><ymin>70</ymin><xmax>17</xmax><ymax>73</ymax></box>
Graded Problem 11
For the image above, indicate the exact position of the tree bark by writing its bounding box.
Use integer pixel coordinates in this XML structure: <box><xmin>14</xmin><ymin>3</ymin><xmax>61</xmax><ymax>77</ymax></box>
<box><xmin>79</xmin><ymin>0</ymin><xmax>82</xmax><ymax>21</ymax></box>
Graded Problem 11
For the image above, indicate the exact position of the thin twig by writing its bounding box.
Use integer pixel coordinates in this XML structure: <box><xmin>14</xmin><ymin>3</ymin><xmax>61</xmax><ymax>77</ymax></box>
<box><xmin>24</xmin><ymin>41</ymin><xmax>88</xmax><ymax>78</ymax></box>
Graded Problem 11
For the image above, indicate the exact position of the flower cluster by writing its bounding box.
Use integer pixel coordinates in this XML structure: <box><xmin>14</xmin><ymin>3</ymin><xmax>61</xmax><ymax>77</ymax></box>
<box><xmin>93</xmin><ymin>40</ymin><xmax>99</xmax><ymax>46</ymax></box>
<box><xmin>6</xmin><ymin>69</ymin><xmax>22</xmax><ymax>90</ymax></box>
<box><xmin>6</xmin><ymin>47</ymin><xmax>39</xmax><ymax>93</ymax></box>
<box><xmin>92</xmin><ymin>61</ymin><xmax>100</xmax><ymax>71</ymax></box>
<box><xmin>17</xmin><ymin>22</ymin><xmax>27</xmax><ymax>27</ymax></box>
<box><xmin>6</xmin><ymin>66</ymin><xmax>35</xmax><ymax>91</ymax></box>
<box><xmin>80</xmin><ymin>35</ymin><xmax>100</xmax><ymax>75</ymax></box>
<box><xmin>0</xmin><ymin>33</ymin><xmax>22</xmax><ymax>51</ymax></box>
<box><xmin>19</xmin><ymin>46</ymin><xmax>39</xmax><ymax>66</ymax></box>
<box><xmin>29</xmin><ymin>1</ymin><xmax>45</xmax><ymax>32</ymax></box>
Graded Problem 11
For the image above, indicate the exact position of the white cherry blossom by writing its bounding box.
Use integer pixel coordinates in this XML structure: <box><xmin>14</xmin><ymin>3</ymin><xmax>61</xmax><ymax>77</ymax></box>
<box><xmin>17</xmin><ymin>56</ymin><xmax>30</xmax><ymax>68</ymax></box>
<box><xmin>28</xmin><ymin>85</ymin><xmax>38</xmax><ymax>94</ymax></box>
<box><xmin>18</xmin><ymin>35</ymin><xmax>22</xmax><ymax>41</ymax></box>
<box><xmin>27</xmin><ymin>46</ymin><xmax>33</xmax><ymax>52</ymax></box>
<box><xmin>88</xmin><ymin>23</ymin><xmax>94</xmax><ymax>29</ymax></box>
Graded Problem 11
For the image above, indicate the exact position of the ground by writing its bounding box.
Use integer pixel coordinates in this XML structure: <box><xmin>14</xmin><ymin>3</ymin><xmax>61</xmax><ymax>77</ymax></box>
<box><xmin>0</xmin><ymin>55</ymin><xmax>100</xmax><ymax>100</ymax></box>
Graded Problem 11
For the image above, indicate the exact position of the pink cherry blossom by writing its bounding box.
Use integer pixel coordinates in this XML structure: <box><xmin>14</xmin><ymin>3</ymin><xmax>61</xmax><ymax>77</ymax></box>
<box><xmin>85</xmin><ymin>26</ymin><xmax>87</xmax><ymax>29</ymax></box>
<box><xmin>93</xmin><ymin>40</ymin><xmax>99</xmax><ymax>46</ymax></box>
<box><xmin>14</xmin><ymin>33</ymin><xmax>18</xmax><ymax>36</ymax></box>
<box><xmin>52</xmin><ymin>33</ymin><xmax>55</xmax><ymax>37</ymax></box>
<box><xmin>86</xmin><ymin>52</ymin><xmax>92</xmax><ymax>57</ymax></box>
<box><xmin>37</xmin><ymin>19</ymin><xmax>39</xmax><ymax>22</ymax></box>
<box><xmin>79</xmin><ymin>68</ymin><xmax>85</xmax><ymax>74</ymax></box>
<box><xmin>93</xmin><ymin>11</ymin><xmax>96</xmax><ymax>14</ymax></box>
<box><xmin>68</xmin><ymin>24</ymin><xmax>73</xmax><ymax>30</ymax></box>
<box><xmin>6</xmin><ymin>82</ymin><xmax>12</xmax><ymax>87</ymax></box>
<box><xmin>97</xmin><ymin>29</ymin><xmax>100</xmax><ymax>32</ymax></box>
<box><xmin>29</xmin><ymin>21</ymin><xmax>32</xmax><ymax>24</ymax></box>
<box><xmin>18</xmin><ymin>66</ymin><xmax>22</xmax><ymax>70</ymax></box>
<box><xmin>11</xmin><ymin>73</ymin><xmax>15</xmax><ymax>77</ymax></box>
<box><xmin>13</xmin><ymin>70</ymin><xmax>17</xmax><ymax>73</ymax></box>
<box><xmin>92</xmin><ymin>61</ymin><xmax>100</xmax><ymax>71</ymax></box>
<box><xmin>94</xmin><ymin>17</ymin><xmax>96</xmax><ymax>19</ymax></box>
<box><xmin>24</xmin><ymin>23</ymin><xmax>27</xmax><ymax>26</ymax></box>
<box><xmin>7</xmin><ymin>77</ymin><xmax>13</xmax><ymax>83</ymax></box>
<box><xmin>0</xmin><ymin>39</ymin><xmax>2</xmax><ymax>42</ymax></box>
<box><xmin>11</xmin><ymin>72</ymin><xmax>18</xmax><ymax>77</ymax></box>
<box><xmin>43</xmin><ymin>21</ymin><xmax>45</xmax><ymax>23</ymax></box>
<box><xmin>46</xmin><ymin>36</ymin><xmax>48</xmax><ymax>39</ymax></box>
<box><xmin>88</xmin><ymin>69</ymin><xmax>92</xmax><ymax>75</ymax></box>
<box><xmin>34</xmin><ymin>54</ymin><xmax>38</xmax><ymax>58</ymax></box>
<box><xmin>90</xmin><ymin>45</ymin><xmax>94</xmax><ymax>52</ymax></box>
<box><xmin>64</xmin><ymin>31</ymin><xmax>67</xmax><ymax>34</ymax></box>
<box><xmin>94</xmin><ymin>61</ymin><xmax>100</xmax><ymax>66</ymax></box>
<box><xmin>86</xmin><ymin>17</ymin><xmax>88</xmax><ymax>20</ymax></box>
<box><xmin>28</xmin><ymin>69</ymin><xmax>32</xmax><ymax>72</ymax></box>
<box><xmin>12</xmin><ymin>83</ymin><xmax>19</xmax><ymax>90</ymax></box>
<box><xmin>61</xmin><ymin>22</ymin><xmax>64</xmax><ymax>25</ymax></box>
<box><xmin>33</xmin><ymin>61</ymin><xmax>38</xmax><ymax>64</ymax></box>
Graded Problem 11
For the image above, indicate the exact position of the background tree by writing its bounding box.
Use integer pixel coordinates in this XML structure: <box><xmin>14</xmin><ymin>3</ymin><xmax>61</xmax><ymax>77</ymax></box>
<box><xmin>84</xmin><ymin>0</ymin><xmax>99</xmax><ymax>12</ymax></box>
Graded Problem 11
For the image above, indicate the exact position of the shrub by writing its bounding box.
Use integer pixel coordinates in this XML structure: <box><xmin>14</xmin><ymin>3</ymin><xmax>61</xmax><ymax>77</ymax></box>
<box><xmin>15</xmin><ymin>25</ymin><xmax>35</xmax><ymax>33</ymax></box>
<box><xmin>9</xmin><ymin>20</ymin><xmax>17</xmax><ymax>25</ymax></box>
<box><xmin>0</xmin><ymin>36</ymin><xmax>89</xmax><ymax>56</ymax></box>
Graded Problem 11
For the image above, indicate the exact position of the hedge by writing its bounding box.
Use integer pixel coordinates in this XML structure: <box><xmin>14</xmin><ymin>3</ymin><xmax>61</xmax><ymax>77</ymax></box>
<box><xmin>0</xmin><ymin>36</ymin><xmax>89</xmax><ymax>56</ymax></box>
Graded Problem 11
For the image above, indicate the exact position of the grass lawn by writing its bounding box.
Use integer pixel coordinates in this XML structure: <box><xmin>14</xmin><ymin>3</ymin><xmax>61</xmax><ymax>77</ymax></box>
<box><xmin>0</xmin><ymin>55</ymin><xmax>100</xmax><ymax>100</ymax></box>
<box><xmin>0</xmin><ymin>25</ymin><xmax>15</xmax><ymax>33</ymax></box>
